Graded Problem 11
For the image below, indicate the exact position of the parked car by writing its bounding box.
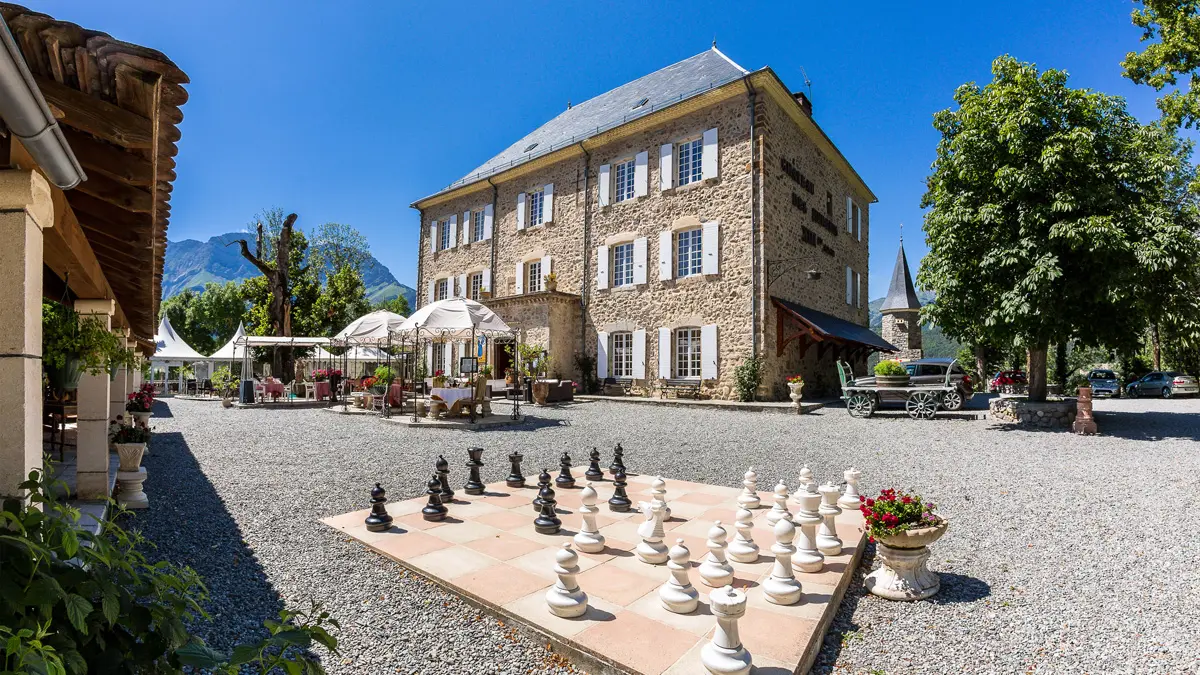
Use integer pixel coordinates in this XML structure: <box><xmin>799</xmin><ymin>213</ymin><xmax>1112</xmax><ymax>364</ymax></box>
<box><xmin>853</xmin><ymin>357</ymin><xmax>974</xmax><ymax>410</ymax></box>
<box><xmin>990</xmin><ymin>370</ymin><xmax>1027</xmax><ymax>393</ymax></box>
<box><xmin>1085</xmin><ymin>369</ymin><xmax>1121</xmax><ymax>397</ymax></box>
<box><xmin>1126</xmin><ymin>371</ymin><xmax>1199</xmax><ymax>398</ymax></box>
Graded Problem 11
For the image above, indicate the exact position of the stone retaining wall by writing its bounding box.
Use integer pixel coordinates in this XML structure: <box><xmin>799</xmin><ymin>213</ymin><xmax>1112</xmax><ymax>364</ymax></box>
<box><xmin>989</xmin><ymin>397</ymin><xmax>1077</xmax><ymax>429</ymax></box>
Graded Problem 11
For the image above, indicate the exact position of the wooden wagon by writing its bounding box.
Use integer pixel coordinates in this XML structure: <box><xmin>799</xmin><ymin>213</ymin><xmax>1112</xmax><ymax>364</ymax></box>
<box><xmin>836</xmin><ymin>359</ymin><xmax>962</xmax><ymax>419</ymax></box>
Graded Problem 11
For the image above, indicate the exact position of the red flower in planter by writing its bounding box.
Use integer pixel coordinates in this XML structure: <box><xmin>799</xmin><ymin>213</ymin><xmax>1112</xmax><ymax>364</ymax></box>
<box><xmin>859</xmin><ymin>488</ymin><xmax>942</xmax><ymax>540</ymax></box>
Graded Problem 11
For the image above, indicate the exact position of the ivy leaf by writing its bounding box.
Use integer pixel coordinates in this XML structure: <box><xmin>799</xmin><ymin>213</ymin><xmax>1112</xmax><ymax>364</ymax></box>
<box><xmin>24</xmin><ymin>577</ymin><xmax>64</xmax><ymax>606</ymax></box>
<box><xmin>60</xmin><ymin>528</ymin><xmax>79</xmax><ymax>559</ymax></box>
<box><xmin>63</xmin><ymin>594</ymin><xmax>93</xmax><ymax>635</ymax></box>
<box><xmin>101</xmin><ymin>592</ymin><xmax>119</xmax><ymax>626</ymax></box>
<box><xmin>228</xmin><ymin>643</ymin><xmax>260</xmax><ymax>666</ymax></box>
<box><xmin>174</xmin><ymin>641</ymin><xmax>228</xmax><ymax>668</ymax></box>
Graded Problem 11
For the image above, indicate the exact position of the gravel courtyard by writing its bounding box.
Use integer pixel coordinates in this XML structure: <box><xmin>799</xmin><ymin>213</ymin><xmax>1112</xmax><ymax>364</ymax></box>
<box><xmin>129</xmin><ymin>395</ymin><xmax>1200</xmax><ymax>674</ymax></box>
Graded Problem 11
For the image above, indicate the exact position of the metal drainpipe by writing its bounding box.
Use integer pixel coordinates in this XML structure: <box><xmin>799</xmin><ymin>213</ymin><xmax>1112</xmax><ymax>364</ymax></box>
<box><xmin>744</xmin><ymin>76</ymin><xmax>760</xmax><ymax>358</ymax></box>
<box><xmin>415</xmin><ymin>208</ymin><xmax>424</xmax><ymax>308</ymax></box>
<box><xmin>577</xmin><ymin>143</ymin><xmax>591</xmax><ymax>359</ymax></box>
<box><xmin>487</xmin><ymin>178</ymin><xmax>498</xmax><ymax>297</ymax></box>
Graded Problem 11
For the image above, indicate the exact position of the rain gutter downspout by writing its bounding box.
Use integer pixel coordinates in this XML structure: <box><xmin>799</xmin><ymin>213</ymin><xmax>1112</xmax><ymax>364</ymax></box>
<box><xmin>743</xmin><ymin>75</ymin><xmax>759</xmax><ymax>357</ymax></box>
<box><xmin>0</xmin><ymin>21</ymin><xmax>85</xmax><ymax>188</ymax></box>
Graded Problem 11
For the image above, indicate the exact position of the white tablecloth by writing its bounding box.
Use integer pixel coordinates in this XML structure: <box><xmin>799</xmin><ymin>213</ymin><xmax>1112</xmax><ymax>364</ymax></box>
<box><xmin>430</xmin><ymin>387</ymin><xmax>474</xmax><ymax>404</ymax></box>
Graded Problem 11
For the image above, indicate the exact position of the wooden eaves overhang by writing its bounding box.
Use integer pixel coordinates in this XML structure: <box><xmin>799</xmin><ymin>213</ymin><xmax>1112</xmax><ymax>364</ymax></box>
<box><xmin>1</xmin><ymin>3</ymin><xmax>188</xmax><ymax>343</ymax></box>
<box><xmin>773</xmin><ymin>296</ymin><xmax>896</xmax><ymax>365</ymax></box>
<box><xmin>411</xmin><ymin>68</ymin><xmax>876</xmax><ymax>211</ymax></box>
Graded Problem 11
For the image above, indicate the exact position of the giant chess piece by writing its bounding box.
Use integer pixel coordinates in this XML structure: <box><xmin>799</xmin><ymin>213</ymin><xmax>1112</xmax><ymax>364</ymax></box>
<box><xmin>421</xmin><ymin>474</ymin><xmax>448</xmax><ymax>522</ymax></box>
<box><xmin>838</xmin><ymin>467</ymin><xmax>862</xmax><ymax>510</ymax></box>
<box><xmin>608</xmin><ymin>467</ymin><xmax>632</xmax><ymax>512</ymax></box>
<box><xmin>726</xmin><ymin>506</ymin><xmax>759</xmax><ymax>563</ymax></box>
<box><xmin>792</xmin><ymin>489</ymin><xmax>824</xmax><ymax>573</ymax></box>
<box><xmin>797</xmin><ymin>465</ymin><xmax>815</xmax><ymax>495</ymax></box>
<box><xmin>699</xmin><ymin>521</ymin><xmax>735</xmax><ymax>587</ymax></box>
<box><xmin>763</xmin><ymin>517</ymin><xmax>803</xmax><ymax>605</ymax></box>
<box><xmin>636</xmin><ymin>501</ymin><xmax>669</xmax><ymax>564</ymax></box>
<box><xmin>506</xmin><ymin>451</ymin><xmax>526</xmax><ymax>488</ymax></box>
<box><xmin>766</xmin><ymin>480</ymin><xmax>792</xmax><ymax>526</ymax></box>
<box><xmin>609</xmin><ymin>443</ymin><xmax>626</xmax><ymax>478</ymax></box>
<box><xmin>650</xmin><ymin>476</ymin><xmax>671</xmax><ymax>520</ymax></box>
<box><xmin>533</xmin><ymin>468</ymin><xmax>552</xmax><ymax>512</ymax></box>
<box><xmin>701</xmin><ymin>586</ymin><xmax>753</xmax><ymax>675</ymax></box>
<box><xmin>464</xmin><ymin>447</ymin><xmax>485</xmax><ymax>495</ymax></box>
<box><xmin>545</xmin><ymin>543</ymin><xmax>588</xmax><ymax>617</ymax></box>
<box><xmin>659</xmin><ymin>538</ymin><xmax>699</xmax><ymax>614</ymax></box>
<box><xmin>556</xmin><ymin>452</ymin><xmax>576</xmax><ymax>489</ymax></box>
<box><xmin>585</xmin><ymin>447</ymin><xmax>604</xmax><ymax>481</ymax></box>
<box><xmin>573</xmin><ymin>482</ymin><xmax>606</xmax><ymax>553</ymax></box>
<box><xmin>816</xmin><ymin>483</ymin><xmax>843</xmax><ymax>556</ymax></box>
<box><xmin>736</xmin><ymin>467</ymin><xmax>760</xmax><ymax>509</ymax></box>
<box><xmin>534</xmin><ymin>483</ymin><xmax>561</xmax><ymax>534</ymax></box>
<box><xmin>364</xmin><ymin>483</ymin><xmax>393</xmax><ymax>532</ymax></box>
<box><xmin>436</xmin><ymin>455</ymin><xmax>455</xmax><ymax>503</ymax></box>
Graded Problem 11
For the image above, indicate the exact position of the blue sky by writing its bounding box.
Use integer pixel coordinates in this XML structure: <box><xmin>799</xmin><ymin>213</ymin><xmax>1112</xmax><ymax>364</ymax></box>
<box><xmin>27</xmin><ymin>0</ymin><xmax>1168</xmax><ymax>298</ymax></box>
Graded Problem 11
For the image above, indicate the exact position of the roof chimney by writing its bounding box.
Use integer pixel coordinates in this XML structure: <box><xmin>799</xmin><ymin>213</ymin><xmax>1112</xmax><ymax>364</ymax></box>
<box><xmin>793</xmin><ymin>91</ymin><xmax>812</xmax><ymax>117</ymax></box>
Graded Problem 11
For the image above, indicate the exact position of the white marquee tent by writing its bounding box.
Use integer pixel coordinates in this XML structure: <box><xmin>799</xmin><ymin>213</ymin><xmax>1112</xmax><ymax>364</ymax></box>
<box><xmin>150</xmin><ymin>316</ymin><xmax>208</xmax><ymax>392</ymax></box>
<box><xmin>396</xmin><ymin>297</ymin><xmax>512</xmax><ymax>339</ymax></box>
<box><xmin>333</xmin><ymin>309</ymin><xmax>407</xmax><ymax>344</ymax></box>
<box><xmin>209</xmin><ymin>321</ymin><xmax>248</xmax><ymax>364</ymax></box>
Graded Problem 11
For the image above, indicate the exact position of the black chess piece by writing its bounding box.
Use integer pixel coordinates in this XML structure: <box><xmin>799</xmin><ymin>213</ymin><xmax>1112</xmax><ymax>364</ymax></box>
<box><xmin>436</xmin><ymin>455</ymin><xmax>455</xmax><ymax>503</ymax></box>
<box><xmin>506</xmin><ymin>451</ymin><xmax>526</xmax><ymax>488</ymax></box>
<box><xmin>585</xmin><ymin>447</ymin><xmax>604</xmax><ymax>481</ymax></box>
<box><xmin>608</xmin><ymin>467</ymin><xmax>632</xmax><ymax>512</ymax></box>
<box><xmin>555</xmin><ymin>452</ymin><xmax>575</xmax><ymax>489</ymax></box>
<box><xmin>364</xmin><ymin>483</ymin><xmax>393</xmax><ymax>532</ymax></box>
<box><xmin>422</xmin><ymin>474</ymin><xmax>448</xmax><ymax>521</ymax></box>
<box><xmin>533</xmin><ymin>468</ymin><xmax>551</xmax><ymax>512</ymax></box>
<box><xmin>609</xmin><ymin>442</ymin><xmax>626</xmax><ymax>478</ymax></box>
<box><xmin>464</xmin><ymin>447</ymin><xmax>485</xmax><ymax>495</ymax></box>
<box><xmin>534</xmin><ymin>484</ymin><xmax>561</xmax><ymax>534</ymax></box>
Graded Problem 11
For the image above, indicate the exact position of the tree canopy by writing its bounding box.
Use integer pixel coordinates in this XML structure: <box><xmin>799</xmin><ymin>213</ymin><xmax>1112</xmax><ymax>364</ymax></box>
<box><xmin>158</xmin><ymin>282</ymin><xmax>246</xmax><ymax>354</ymax></box>
<box><xmin>1123</xmin><ymin>0</ymin><xmax>1200</xmax><ymax>130</ymax></box>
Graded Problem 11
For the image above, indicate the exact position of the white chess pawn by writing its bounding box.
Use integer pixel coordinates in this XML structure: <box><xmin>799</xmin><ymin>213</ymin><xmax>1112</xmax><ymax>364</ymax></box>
<box><xmin>699</xmin><ymin>521</ymin><xmax>735</xmax><ymax>587</ymax></box>
<box><xmin>650</xmin><ymin>476</ymin><xmax>671</xmax><ymax>520</ymax></box>
<box><xmin>736</xmin><ymin>467</ymin><xmax>761</xmax><ymax>509</ymax></box>
<box><xmin>659</xmin><ymin>538</ymin><xmax>700</xmax><ymax>614</ymax></box>
<box><xmin>838</xmin><ymin>467</ymin><xmax>862</xmax><ymax>510</ymax></box>
<box><xmin>792</xmin><ymin>489</ymin><xmax>824</xmax><ymax>572</ymax></box>
<box><xmin>766</xmin><ymin>480</ymin><xmax>791</xmax><ymax>526</ymax></box>
<box><xmin>701</xmin><ymin>585</ymin><xmax>753</xmax><ymax>675</ymax></box>
<box><xmin>635</xmin><ymin>501</ymin><xmax>669</xmax><ymax>564</ymax></box>
<box><xmin>816</xmin><ymin>483</ymin><xmax>843</xmax><ymax>556</ymax></box>
<box><xmin>726</xmin><ymin>506</ymin><xmax>759</xmax><ymax>563</ymax></box>
<box><xmin>763</xmin><ymin>517</ymin><xmax>803</xmax><ymax>605</ymax></box>
<box><xmin>573</xmin><ymin>482</ymin><xmax>606</xmax><ymax>553</ymax></box>
<box><xmin>797</xmin><ymin>465</ymin><xmax>816</xmax><ymax>495</ymax></box>
<box><xmin>545</xmin><ymin>543</ymin><xmax>588</xmax><ymax>618</ymax></box>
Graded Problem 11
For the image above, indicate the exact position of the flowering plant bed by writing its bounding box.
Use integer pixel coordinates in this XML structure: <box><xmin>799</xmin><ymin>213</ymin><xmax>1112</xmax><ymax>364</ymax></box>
<box><xmin>787</xmin><ymin>374</ymin><xmax>804</xmax><ymax>385</ymax></box>
<box><xmin>112</xmin><ymin>424</ymin><xmax>151</xmax><ymax>444</ymax></box>
<box><xmin>126</xmin><ymin>390</ymin><xmax>154</xmax><ymax>413</ymax></box>
<box><xmin>860</xmin><ymin>489</ymin><xmax>941</xmax><ymax>541</ymax></box>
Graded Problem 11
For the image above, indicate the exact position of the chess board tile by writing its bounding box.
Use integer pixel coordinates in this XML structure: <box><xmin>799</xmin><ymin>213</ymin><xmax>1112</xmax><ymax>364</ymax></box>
<box><xmin>504</xmin><ymin>588</ymin><xmax>624</xmax><ymax>638</ymax></box>
<box><xmin>574</xmin><ymin>610</ymin><xmax>699</xmax><ymax>674</ymax></box>
<box><xmin>464</xmin><ymin>531</ymin><xmax>545</xmax><ymax>561</ymax></box>
<box><xmin>426</xmin><ymin>519</ymin><xmax>504</xmax><ymax>544</ymax></box>
<box><xmin>456</xmin><ymin>563</ymin><xmax>552</xmax><ymax>606</ymax></box>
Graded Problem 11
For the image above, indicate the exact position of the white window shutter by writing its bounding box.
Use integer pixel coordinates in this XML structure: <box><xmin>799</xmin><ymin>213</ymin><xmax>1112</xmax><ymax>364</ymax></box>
<box><xmin>448</xmin><ymin>214</ymin><xmax>457</xmax><ymax>248</ymax></box>
<box><xmin>597</xmin><ymin>331</ymin><xmax>609</xmax><ymax>379</ymax></box>
<box><xmin>632</xmin><ymin>237</ymin><xmax>648</xmax><ymax>285</ymax></box>
<box><xmin>599</xmin><ymin>164</ymin><xmax>611</xmax><ymax>207</ymax></box>
<box><xmin>632</xmin><ymin>329</ymin><xmax>647</xmax><ymax>380</ymax></box>
<box><xmin>463</xmin><ymin>211</ymin><xmax>471</xmax><ymax>243</ymax></box>
<box><xmin>846</xmin><ymin>197</ymin><xmax>854</xmax><ymax>233</ymax></box>
<box><xmin>482</xmin><ymin>268</ymin><xmax>491</xmax><ymax>293</ymax></box>
<box><xmin>541</xmin><ymin>255</ymin><xmax>551</xmax><ymax>284</ymax></box>
<box><xmin>634</xmin><ymin>151</ymin><xmax>649</xmax><ymax>197</ymax></box>
<box><xmin>701</xmin><ymin>127</ymin><xmax>718</xmax><ymax>180</ymax></box>
<box><xmin>658</xmin><ymin>327</ymin><xmax>671</xmax><ymax>378</ymax></box>
<box><xmin>427</xmin><ymin>279</ymin><xmax>435</xmax><ymax>304</ymax></box>
<box><xmin>458</xmin><ymin>273</ymin><xmax>467</xmax><ymax>298</ymax></box>
<box><xmin>658</xmin><ymin>230</ymin><xmax>673</xmax><ymax>280</ymax></box>
<box><xmin>483</xmin><ymin>204</ymin><xmax>494</xmax><ymax>240</ymax></box>
<box><xmin>855</xmin><ymin>271</ymin><xmax>862</xmax><ymax>308</ymax></box>
<box><xmin>429</xmin><ymin>222</ymin><xmax>437</xmax><ymax>252</ymax></box>
<box><xmin>700</xmin><ymin>324</ymin><xmax>718</xmax><ymax>380</ymax></box>
<box><xmin>856</xmin><ymin>206</ymin><xmax>862</xmax><ymax>241</ymax></box>
<box><xmin>516</xmin><ymin>193</ymin><xmax>526</xmax><ymax>230</ymax></box>
<box><xmin>544</xmin><ymin>184</ymin><xmax>554</xmax><ymax>223</ymax></box>
<box><xmin>515</xmin><ymin>261</ymin><xmax>524</xmax><ymax>295</ymax></box>
<box><xmin>701</xmin><ymin>221</ymin><xmax>719</xmax><ymax>275</ymax></box>
<box><xmin>426</xmin><ymin>342</ymin><xmax>433</xmax><ymax>374</ymax></box>
<box><xmin>659</xmin><ymin>143</ymin><xmax>674</xmax><ymax>191</ymax></box>
<box><xmin>846</xmin><ymin>266</ymin><xmax>853</xmax><ymax>305</ymax></box>
<box><xmin>596</xmin><ymin>245</ymin><xmax>609</xmax><ymax>290</ymax></box>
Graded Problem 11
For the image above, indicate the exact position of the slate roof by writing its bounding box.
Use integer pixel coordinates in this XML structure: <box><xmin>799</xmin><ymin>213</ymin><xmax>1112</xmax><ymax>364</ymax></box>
<box><xmin>880</xmin><ymin>243</ymin><xmax>921</xmax><ymax>312</ymax></box>
<box><xmin>427</xmin><ymin>48</ymin><xmax>749</xmax><ymax>199</ymax></box>
<box><xmin>772</xmin><ymin>297</ymin><xmax>897</xmax><ymax>352</ymax></box>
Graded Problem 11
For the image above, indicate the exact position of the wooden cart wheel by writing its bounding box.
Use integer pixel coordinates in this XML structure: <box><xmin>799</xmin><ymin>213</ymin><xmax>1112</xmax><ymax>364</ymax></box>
<box><xmin>847</xmin><ymin>392</ymin><xmax>875</xmax><ymax>418</ymax></box>
<box><xmin>906</xmin><ymin>391</ymin><xmax>939</xmax><ymax>419</ymax></box>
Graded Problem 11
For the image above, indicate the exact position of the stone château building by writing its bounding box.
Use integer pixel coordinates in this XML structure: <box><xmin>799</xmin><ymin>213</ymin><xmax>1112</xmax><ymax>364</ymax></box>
<box><xmin>880</xmin><ymin>243</ymin><xmax>923</xmax><ymax>361</ymax></box>
<box><xmin>412</xmin><ymin>48</ymin><xmax>895</xmax><ymax>399</ymax></box>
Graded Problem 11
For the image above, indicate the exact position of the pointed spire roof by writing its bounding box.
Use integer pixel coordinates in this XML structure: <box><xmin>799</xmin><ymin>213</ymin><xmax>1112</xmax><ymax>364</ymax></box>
<box><xmin>880</xmin><ymin>243</ymin><xmax>921</xmax><ymax>313</ymax></box>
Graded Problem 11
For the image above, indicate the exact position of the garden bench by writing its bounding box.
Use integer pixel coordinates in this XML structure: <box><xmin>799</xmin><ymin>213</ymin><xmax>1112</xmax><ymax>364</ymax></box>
<box><xmin>602</xmin><ymin>377</ymin><xmax>634</xmax><ymax>396</ymax></box>
<box><xmin>660</xmin><ymin>379</ymin><xmax>701</xmax><ymax>400</ymax></box>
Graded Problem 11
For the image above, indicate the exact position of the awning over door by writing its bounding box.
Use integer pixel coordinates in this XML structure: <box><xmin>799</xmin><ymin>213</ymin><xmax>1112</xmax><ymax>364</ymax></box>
<box><xmin>772</xmin><ymin>297</ymin><xmax>897</xmax><ymax>361</ymax></box>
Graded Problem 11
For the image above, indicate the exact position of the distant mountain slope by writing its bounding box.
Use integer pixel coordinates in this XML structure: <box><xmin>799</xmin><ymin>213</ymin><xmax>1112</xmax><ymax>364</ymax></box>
<box><xmin>162</xmin><ymin>232</ymin><xmax>415</xmax><ymax>308</ymax></box>
<box><xmin>868</xmin><ymin>290</ymin><xmax>962</xmax><ymax>359</ymax></box>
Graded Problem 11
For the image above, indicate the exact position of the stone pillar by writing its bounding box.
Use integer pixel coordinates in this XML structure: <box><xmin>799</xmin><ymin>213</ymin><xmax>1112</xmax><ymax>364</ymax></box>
<box><xmin>75</xmin><ymin>298</ymin><xmax>116</xmax><ymax>499</ymax></box>
<box><xmin>0</xmin><ymin>170</ymin><xmax>53</xmax><ymax>501</ymax></box>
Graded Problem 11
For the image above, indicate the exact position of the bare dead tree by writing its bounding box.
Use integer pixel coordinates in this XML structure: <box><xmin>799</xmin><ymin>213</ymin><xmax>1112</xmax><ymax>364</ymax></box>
<box><xmin>227</xmin><ymin>212</ymin><xmax>299</xmax><ymax>382</ymax></box>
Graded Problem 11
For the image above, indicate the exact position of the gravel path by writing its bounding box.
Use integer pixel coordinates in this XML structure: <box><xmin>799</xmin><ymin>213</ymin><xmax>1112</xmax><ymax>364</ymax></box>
<box><xmin>128</xmin><ymin>395</ymin><xmax>1200</xmax><ymax>674</ymax></box>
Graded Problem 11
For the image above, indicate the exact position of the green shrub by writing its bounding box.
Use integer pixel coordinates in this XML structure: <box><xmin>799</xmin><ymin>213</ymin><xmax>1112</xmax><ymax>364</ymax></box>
<box><xmin>211</xmin><ymin>366</ymin><xmax>238</xmax><ymax>397</ymax></box>
<box><xmin>734</xmin><ymin>355</ymin><xmax>762</xmax><ymax>402</ymax></box>
<box><xmin>374</xmin><ymin>365</ymin><xmax>395</xmax><ymax>384</ymax></box>
<box><xmin>874</xmin><ymin>359</ymin><xmax>907</xmax><ymax>377</ymax></box>
<box><xmin>574</xmin><ymin>354</ymin><xmax>598</xmax><ymax>393</ymax></box>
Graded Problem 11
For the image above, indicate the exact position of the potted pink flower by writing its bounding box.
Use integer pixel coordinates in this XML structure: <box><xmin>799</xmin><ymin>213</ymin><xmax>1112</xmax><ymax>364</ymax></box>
<box><xmin>126</xmin><ymin>388</ymin><xmax>154</xmax><ymax>427</ymax></box>
<box><xmin>861</xmin><ymin>488</ymin><xmax>946</xmax><ymax>601</ymax></box>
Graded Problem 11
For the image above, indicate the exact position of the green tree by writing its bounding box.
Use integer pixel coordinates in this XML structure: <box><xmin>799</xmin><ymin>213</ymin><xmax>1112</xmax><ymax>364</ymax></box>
<box><xmin>919</xmin><ymin>56</ymin><xmax>1195</xmax><ymax>401</ymax></box>
<box><xmin>159</xmin><ymin>282</ymin><xmax>247</xmax><ymax>355</ymax></box>
<box><xmin>374</xmin><ymin>293</ymin><xmax>410</xmax><ymax>317</ymax></box>
<box><xmin>308</xmin><ymin>265</ymin><xmax>371</xmax><ymax>336</ymax></box>
<box><xmin>310</xmin><ymin>221</ymin><xmax>370</xmax><ymax>278</ymax></box>
<box><xmin>1122</xmin><ymin>0</ymin><xmax>1200</xmax><ymax>130</ymax></box>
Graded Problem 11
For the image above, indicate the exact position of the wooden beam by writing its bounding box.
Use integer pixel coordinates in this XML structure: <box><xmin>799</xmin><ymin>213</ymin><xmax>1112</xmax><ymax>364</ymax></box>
<box><xmin>67</xmin><ymin>190</ymin><xmax>153</xmax><ymax>234</ymax></box>
<box><xmin>34</xmin><ymin>75</ymin><xmax>154</xmax><ymax>148</ymax></box>
<box><xmin>74</xmin><ymin>169</ymin><xmax>154</xmax><ymax>213</ymax></box>
<box><xmin>60</xmin><ymin>127</ymin><xmax>154</xmax><ymax>186</ymax></box>
<box><xmin>78</xmin><ymin>224</ymin><xmax>152</xmax><ymax>260</ymax></box>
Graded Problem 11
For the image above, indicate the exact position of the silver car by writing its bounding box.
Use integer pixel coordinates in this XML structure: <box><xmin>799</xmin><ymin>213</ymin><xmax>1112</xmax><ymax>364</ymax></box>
<box><xmin>1086</xmin><ymin>369</ymin><xmax>1121</xmax><ymax>397</ymax></box>
<box><xmin>1127</xmin><ymin>371</ymin><xmax>1199</xmax><ymax>398</ymax></box>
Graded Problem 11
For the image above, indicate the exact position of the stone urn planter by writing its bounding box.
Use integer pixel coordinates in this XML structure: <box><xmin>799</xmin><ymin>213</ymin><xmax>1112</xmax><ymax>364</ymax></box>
<box><xmin>131</xmin><ymin>410</ymin><xmax>152</xmax><ymax>427</ymax></box>
<box><xmin>865</xmin><ymin>520</ymin><xmax>947</xmax><ymax>601</ymax></box>
<box><xmin>114</xmin><ymin>441</ymin><xmax>149</xmax><ymax>510</ymax></box>
<box><xmin>115</xmin><ymin>442</ymin><xmax>145</xmax><ymax>472</ymax></box>
<box><xmin>787</xmin><ymin>381</ymin><xmax>804</xmax><ymax>403</ymax></box>
<box><xmin>532</xmin><ymin>381</ymin><xmax>550</xmax><ymax>405</ymax></box>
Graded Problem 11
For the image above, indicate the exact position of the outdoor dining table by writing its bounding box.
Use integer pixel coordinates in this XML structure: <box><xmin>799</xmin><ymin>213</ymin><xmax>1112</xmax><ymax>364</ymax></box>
<box><xmin>263</xmin><ymin>381</ymin><xmax>285</xmax><ymax>400</ymax></box>
<box><xmin>314</xmin><ymin>380</ymin><xmax>332</xmax><ymax>400</ymax></box>
<box><xmin>389</xmin><ymin>383</ymin><xmax>404</xmax><ymax>407</ymax></box>
<box><xmin>430</xmin><ymin>387</ymin><xmax>473</xmax><ymax>406</ymax></box>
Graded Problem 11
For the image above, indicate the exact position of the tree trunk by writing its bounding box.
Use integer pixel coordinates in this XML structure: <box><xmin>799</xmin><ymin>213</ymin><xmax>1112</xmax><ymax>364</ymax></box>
<box><xmin>1027</xmin><ymin>344</ymin><xmax>1049</xmax><ymax>402</ymax></box>
<box><xmin>1151</xmin><ymin>323</ymin><xmax>1161</xmax><ymax>371</ymax></box>
<box><xmin>231</xmin><ymin>213</ymin><xmax>299</xmax><ymax>383</ymax></box>
<box><xmin>1054</xmin><ymin>342</ymin><xmax>1068</xmax><ymax>386</ymax></box>
<box><xmin>974</xmin><ymin>344</ymin><xmax>987</xmax><ymax>392</ymax></box>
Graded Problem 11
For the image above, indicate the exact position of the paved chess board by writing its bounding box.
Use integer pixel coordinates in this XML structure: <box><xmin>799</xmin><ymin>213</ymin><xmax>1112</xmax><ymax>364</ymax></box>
<box><xmin>323</xmin><ymin>470</ymin><xmax>866</xmax><ymax>675</ymax></box>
